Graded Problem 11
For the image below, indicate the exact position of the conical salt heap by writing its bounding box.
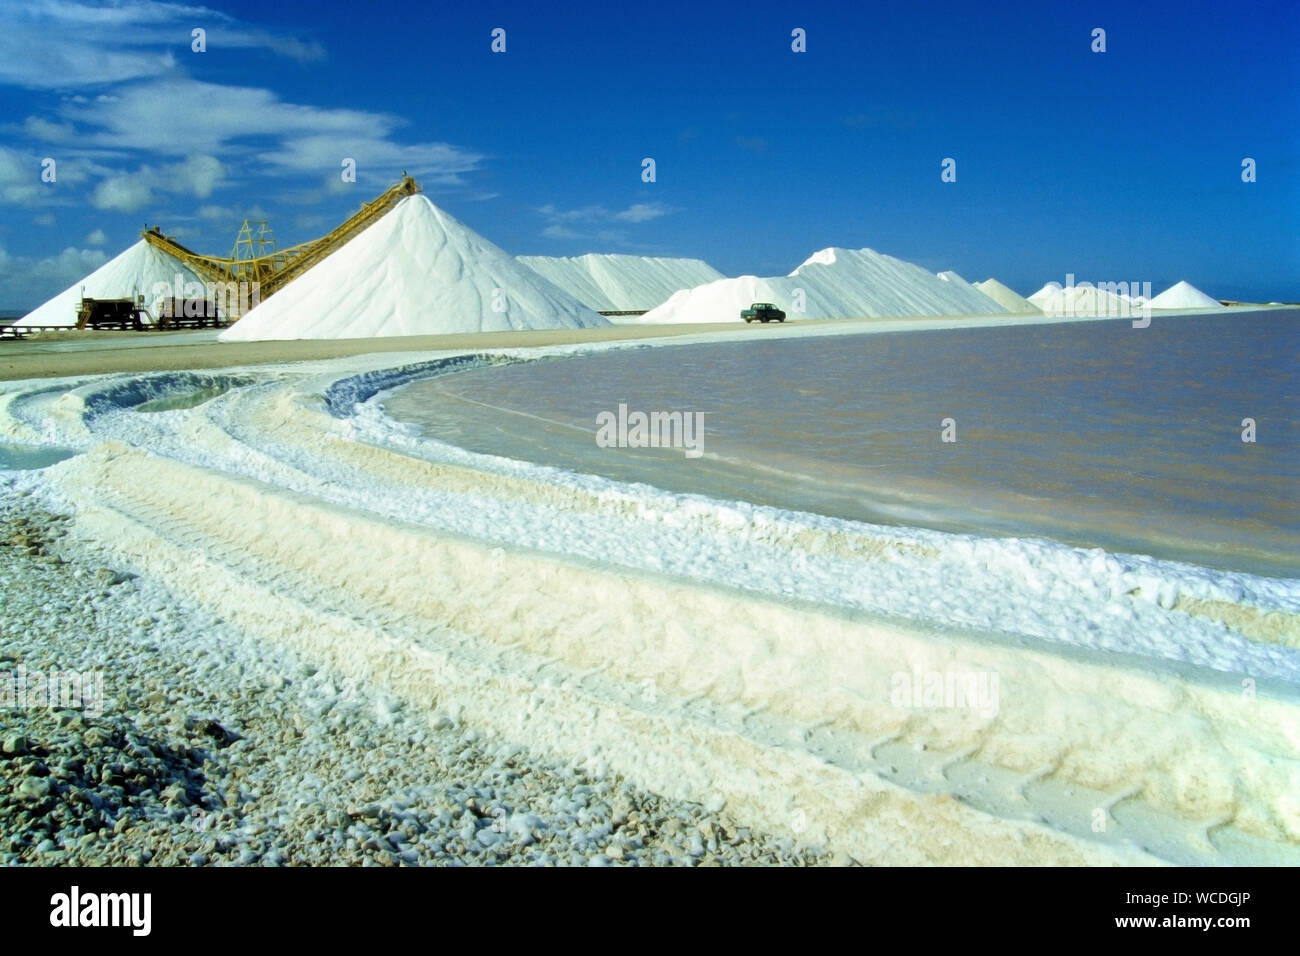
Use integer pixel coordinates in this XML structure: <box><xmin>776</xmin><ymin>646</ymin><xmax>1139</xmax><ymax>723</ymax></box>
<box><xmin>16</xmin><ymin>241</ymin><xmax>202</xmax><ymax>329</ymax></box>
<box><xmin>221</xmin><ymin>195</ymin><xmax>608</xmax><ymax>341</ymax></box>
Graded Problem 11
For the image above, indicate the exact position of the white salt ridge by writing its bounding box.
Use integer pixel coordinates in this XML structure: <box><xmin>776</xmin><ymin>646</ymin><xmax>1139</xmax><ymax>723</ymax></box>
<box><xmin>975</xmin><ymin>278</ymin><xmax>1041</xmax><ymax>314</ymax></box>
<box><xmin>1149</xmin><ymin>280</ymin><xmax>1223</xmax><ymax>310</ymax></box>
<box><xmin>517</xmin><ymin>254</ymin><xmax>724</xmax><ymax>312</ymax></box>
<box><xmin>15</xmin><ymin>240</ymin><xmax>201</xmax><ymax>329</ymax></box>
<box><xmin>640</xmin><ymin>247</ymin><xmax>1003</xmax><ymax>324</ymax></box>
<box><xmin>221</xmin><ymin>195</ymin><xmax>607</xmax><ymax>341</ymax></box>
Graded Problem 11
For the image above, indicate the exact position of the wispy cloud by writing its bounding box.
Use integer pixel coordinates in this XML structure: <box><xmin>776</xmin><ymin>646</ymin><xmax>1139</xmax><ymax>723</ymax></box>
<box><xmin>612</xmin><ymin>202</ymin><xmax>671</xmax><ymax>223</ymax></box>
<box><xmin>0</xmin><ymin>243</ymin><xmax>109</xmax><ymax>308</ymax></box>
<box><xmin>90</xmin><ymin>154</ymin><xmax>225</xmax><ymax>211</ymax></box>
<box><xmin>537</xmin><ymin>201</ymin><xmax>674</xmax><ymax>240</ymax></box>
<box><xmin>0</xmin><ymin>147</ymin><xmax>44</xmax><ymax>205</ymax></box>
<box><xmin>0</xmin><ymin>1</ymin><xmax>481</xmax><ymax>220</ymax></box>
<box><xmin>28</xmin><ymin>79</ymin><xmax>484</xmax><ymax>190</ymax></box>
<box><xmin>0</xmin><ymin>1</ymin><xmax>323</xmax><ymax>90</ymax></box>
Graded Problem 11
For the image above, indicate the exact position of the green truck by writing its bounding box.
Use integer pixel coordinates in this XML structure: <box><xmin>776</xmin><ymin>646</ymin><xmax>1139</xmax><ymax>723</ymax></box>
<box><xmin>741</xmin><ymin>302</ymin><xmax>786</xmax><ymax>323</ymax></box>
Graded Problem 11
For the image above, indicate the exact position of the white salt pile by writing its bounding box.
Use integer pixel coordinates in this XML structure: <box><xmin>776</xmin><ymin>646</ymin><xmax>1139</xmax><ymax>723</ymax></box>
<box><xmin>15</xmin><ymin>241</ymin><xmax>201</xmax><ymax>329</ymax></box>
<box><xmin>1149</xmin><ymin>280</ymin><xmax>1223</xmax><ymax>310</ymax></box>
<box><xmin>640</xmin><ymin>247</ymin><xmax>1002</xmax><ymax>324</ymax></box>
<box><xmin>790</xmin><ymin>250</ymin><xmax>1001</xmax><ymax>316</ymax></box>
<box><xmin>517</xmin><ymin>254</ymin><xmax>724</xmax><ymax>312</ymax></box>
<box><xmin>221</xmin><ymin>196</ymin><xmax>607</xmax><ymax>341</ymax></box>
<box><xmin>1029</xmin><ymin>282</ymin><xmax>1138</xmax><ymax>318</ymax></box>
<box><xmin>974</xmin><ymin>278</ymin><xmax>1041</xmax><ymax>314</ymax></box>
<box><xmin>639</xmin><ymin>275</ymin><xmax>794</xmax><ymax>324</ymax></box>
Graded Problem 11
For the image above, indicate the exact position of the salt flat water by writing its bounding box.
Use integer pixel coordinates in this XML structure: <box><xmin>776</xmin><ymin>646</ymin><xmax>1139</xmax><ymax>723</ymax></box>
<box><xmin>385</xmin><ymin>311</ymin><xmax>1299</xmax><ymax>577</ymax></box>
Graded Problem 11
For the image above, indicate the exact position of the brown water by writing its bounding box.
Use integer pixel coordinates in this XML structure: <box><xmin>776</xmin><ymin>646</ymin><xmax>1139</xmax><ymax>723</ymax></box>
<box><xmin>385</xmin><ymin>312</ymin><xmax>1300</xmax><ymax>576</ymax></box>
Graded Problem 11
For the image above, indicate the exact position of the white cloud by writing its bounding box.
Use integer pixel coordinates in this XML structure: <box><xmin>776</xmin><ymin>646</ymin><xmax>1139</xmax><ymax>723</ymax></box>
<box><xmin>0</xmin><ymin>1</ymin><xmax>323</xmax><ymax>89</ymax></box>
<box><xmin>0</xmin><ymin>147</ymin><xmax>44</xmax><ymax>205</ymax></box>
<box><xmin>47</xmin><ymin>80</ymin><xmax>482</xmax><ymax>188</ymax></box>
<box><xmin>0</xmin><ymin>244</ymin><xmax>109</xmax><ymax>310</ymax></box>
<box><xmin>22</xmin><ymin>117</ymin><xmax>79</xmax><ymax>142</ymax></box>
<box><xmin>0</xmin><ymin>4</ymin><xmax>486</xmax><ymax>253</ymax></box>
<box><xmin>541</xmin><ymin>224</ymin><xmax>583</xmax><ymax>240</ymax></box>
<box><xmin>90</xmin><ymin>153</ymin><xmax>226</xmax><ymax>211</ymax></box>
<box><xmin>0</xmin><ymin>145</ymin><xmax>108</xmax><ymax>207</ymax></box>
<box><xmin>538</xmin><ymin>201</ymin><xmax>675</xmax><ymax>240</ymax></box>
<box><xmin>612</xmin><ymin>202</ymin><xmax>671</xmax><ymax>223</ymax></box>
<box><xmin>169</xmin><ymin>154</ymin><xmax>223</xmax><ymax>197</ymax></box>
<box><xmin>91</xmin><ymin>170</ymin><xmax>155</xmax><ymax>212</ymax></box>
<box><xmin>85</xmin><ymin>228</ymin><xmax>107</xmax><ymax>244</ymax></box>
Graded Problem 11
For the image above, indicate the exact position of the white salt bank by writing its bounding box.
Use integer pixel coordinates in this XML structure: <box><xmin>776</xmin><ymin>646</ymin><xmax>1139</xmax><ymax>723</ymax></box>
<box><xmin>15</xmin><ymin>240</ymin><xmax>201</xmax><ymax>329</ymax></box>
<box><xmin>1149</xmin><ymin>280</ymin><xmax>1223</xmax><ymax>310</ymax></box>
<box><xmin>517</xmin><ymin>254</ymin><xmax>724</xmax><ymax>312</ymax></box>
<box><xmin>221</xmin><ymin>196</ymin><xmax>607</xmax><ymax>341</ymax></box>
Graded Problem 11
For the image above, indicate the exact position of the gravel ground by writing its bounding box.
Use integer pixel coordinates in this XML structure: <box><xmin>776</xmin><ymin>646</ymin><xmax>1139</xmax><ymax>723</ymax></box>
<box><xmin>0</xmin><ymin>484</ymin><xmax>836</xmax><ymax>866</ymax></box>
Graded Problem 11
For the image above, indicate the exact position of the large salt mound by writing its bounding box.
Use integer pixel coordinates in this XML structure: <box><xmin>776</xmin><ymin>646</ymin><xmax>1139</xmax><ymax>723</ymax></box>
<box><xmin>1149</xmin><ymin>280</ymin><xmax>1223</xmax><ymax>310</ymax></box>
<box><xmin>517</xmin><ymin>254</ymin><xmax>724</xmax><ymax>312</ymax></box>
<box><xmin>221</xmin><ymin>196</ymin><xmax>607</xmax><ymax>341</ymax></box>
<box><xmin>641</xmin><ymin>247</ymin><xmax>1002</xmax><ymax>324</ymax></box>
<box><xmin>639</xmin><ymin>275</ymin><xmax>795</xmax><ymax>324</ymax></box>
<box><xmin>975</xmin><ymin>278</ymin><xmax>1040</xmax><ymax>314</ymax></box>
<box><xmin>790</xmin><ymin>250</ymin><xmax>1001</xmax><ymax>317</ymax></box>
<box><xmin>15</xmin><ymin>240</ymin><xmax>201</xmax><ymax>329</ymax></box>
<box><xmin>1029</xmin><ymin>282</ymin><xmax>1140</xmax><ymax>318</ymax></box>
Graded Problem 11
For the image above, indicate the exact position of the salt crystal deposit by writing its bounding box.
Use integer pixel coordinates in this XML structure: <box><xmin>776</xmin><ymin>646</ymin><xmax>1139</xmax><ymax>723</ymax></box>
<box><xmin>1149</xmin><ymin>280</ymin><xmax>1223</xmax><ymax>310</ymax></box>
<box><xmin>517</xmin><ymin>254</ymin><xmax>724</xmax><ymax>312</ymax></box>
<box><xmin>221</xmin><ymin>195</ymin><xmax>607</xmax><ymax>341</ymax></box>
<box><xmin>640</xmin><ymin>247</ymin><xmax>1002</xmax><ymax>323</ymax></box>
<box><xmin>974</xmin><ymin>278</ymin><xmax>1041</xmax><ymax>314</ymax></box>
<box><xmin>15</xmin><ymin>240</ymin><xmax>201</xmax><ymax>329</ymax></box>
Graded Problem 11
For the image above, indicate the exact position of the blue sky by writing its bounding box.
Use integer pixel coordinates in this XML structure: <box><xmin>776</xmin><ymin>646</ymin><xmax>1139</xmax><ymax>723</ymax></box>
<box><xmin>0</xmin><ymin>0</ymin><xmax>1296</xmax><ymax>309</ymax></box>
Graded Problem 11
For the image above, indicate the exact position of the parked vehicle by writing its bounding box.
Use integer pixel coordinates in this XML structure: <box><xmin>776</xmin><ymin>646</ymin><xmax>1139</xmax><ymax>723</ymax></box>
<box><xmin>741</xmin><ymin>302</ymin><xmax>786</xmax><ymax>323</ymax></box>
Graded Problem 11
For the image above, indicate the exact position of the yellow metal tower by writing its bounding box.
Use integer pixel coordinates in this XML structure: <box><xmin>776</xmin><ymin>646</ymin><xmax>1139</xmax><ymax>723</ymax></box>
<box><xmin>140</xmin><ymin>176</ymin><xmax>422</xmax><ymax>319</ymax></box>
